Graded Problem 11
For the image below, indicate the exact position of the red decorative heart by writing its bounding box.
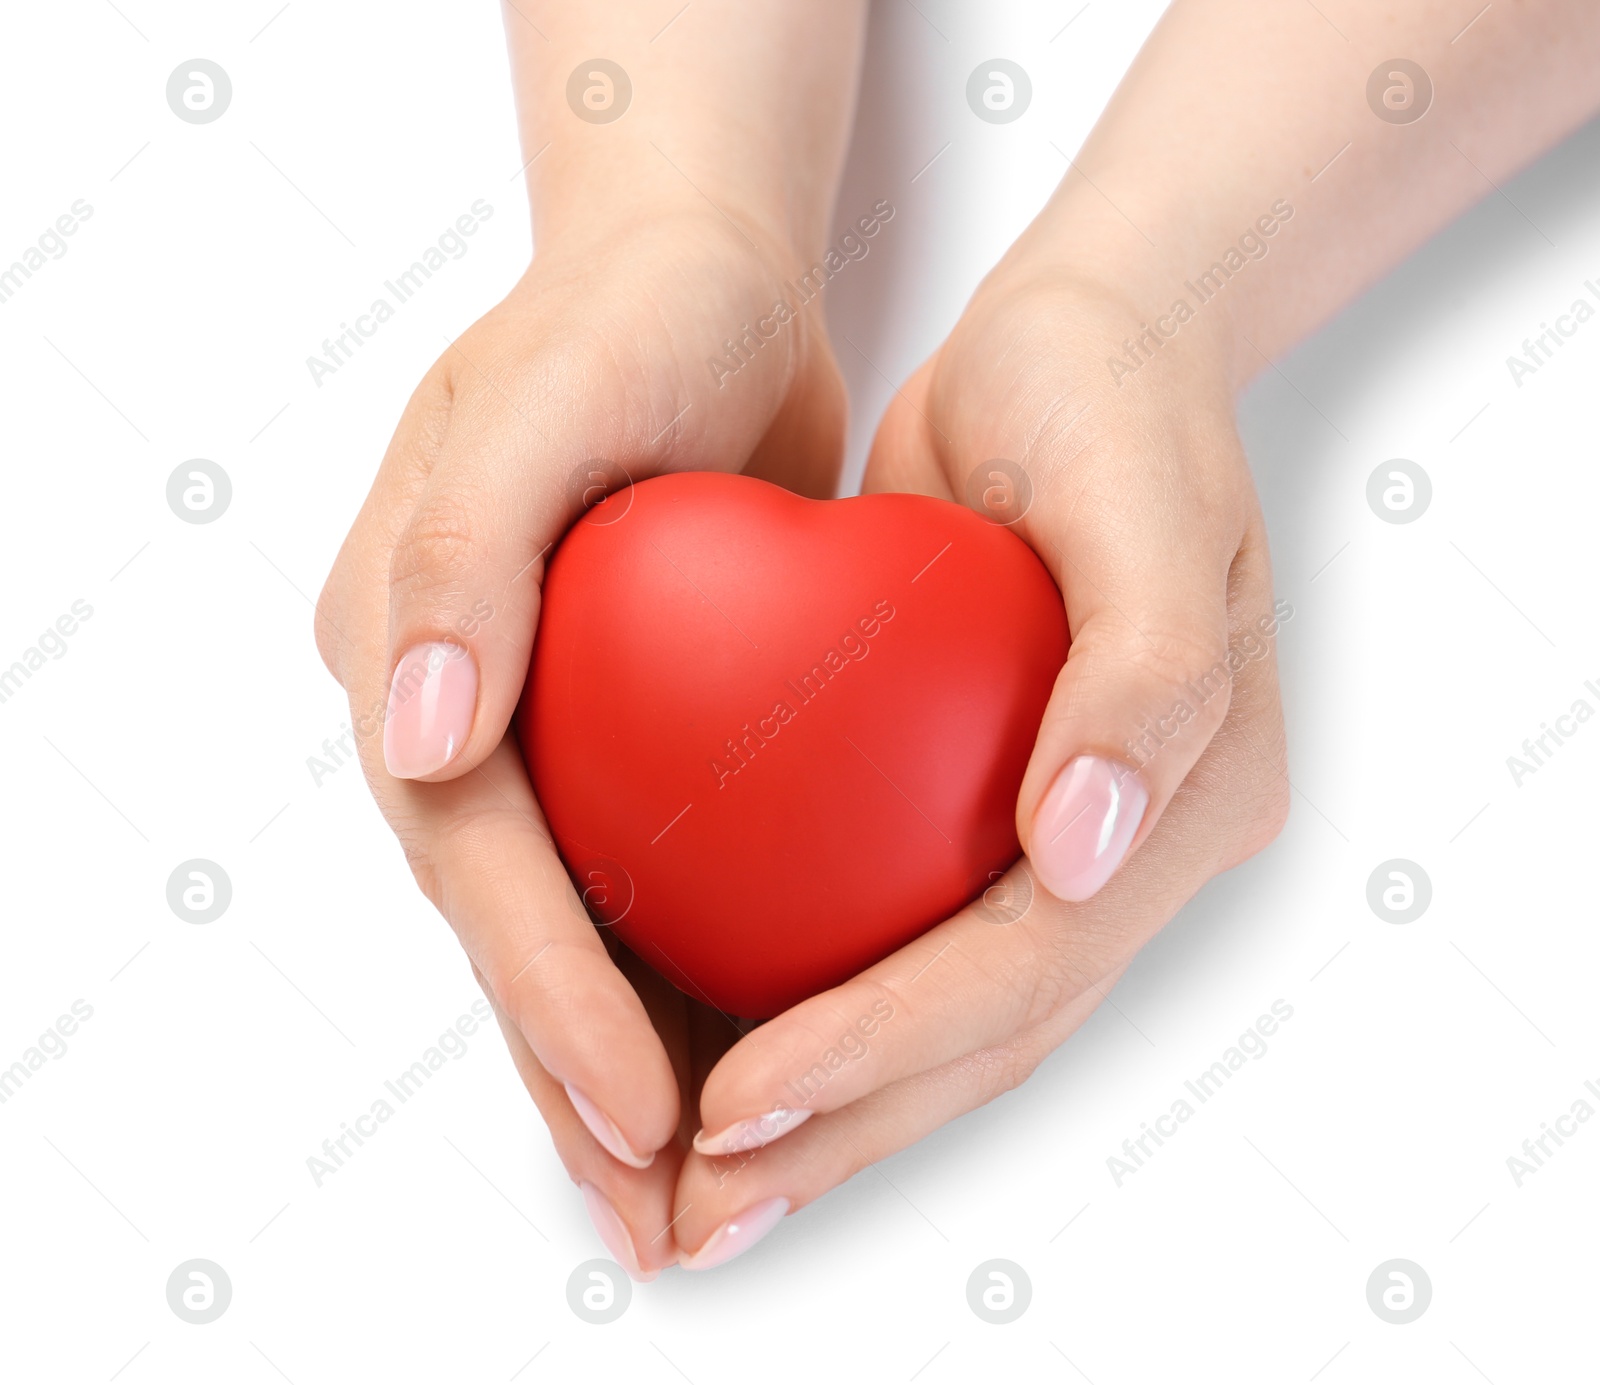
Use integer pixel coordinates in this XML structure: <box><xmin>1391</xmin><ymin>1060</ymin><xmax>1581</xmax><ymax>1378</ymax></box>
<box><xmin>519</xmin><ymin>472</ymin><xmax>1068</xmax><ymax>1017</ymax></box>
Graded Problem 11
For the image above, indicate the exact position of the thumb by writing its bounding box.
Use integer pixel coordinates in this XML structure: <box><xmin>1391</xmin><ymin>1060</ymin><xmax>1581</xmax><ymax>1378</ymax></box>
<box><xmin>1013</xmin><ymin>456</ymin><xmax>1258</xmax><ymax>903</ymax></box>
<box><xmin>380</xmin><ymin>362</ymin><xmax>628</xmax><ymax>783</ymax></box>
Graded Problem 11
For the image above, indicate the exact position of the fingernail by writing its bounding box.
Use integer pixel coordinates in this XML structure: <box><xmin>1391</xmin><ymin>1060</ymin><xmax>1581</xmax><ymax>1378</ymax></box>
<box><xmin>565</xmin><ymin>1082</ymin><xmax>654</xmax><ymax>1169</ymax></box>
<box><xmin>1030</xmin><ymin>756</ymin><xmax>1148</xmax><ymax>902</ymax></box>
<box><xmin>693</xmin><ymin>1107</ymin><xmax>812</xmax><ymax>1156</ymax></box>
<box><xmin>679</xmin><ymin>1197</ymin><xmax>790</xmax><ymax>1271</ymax></box>
<box><xmin>579</xmin><ymin>1181</ymin><xmax>658</xmax><ymax>1282</ymax></box>
<box><xmin>382</xmin><ymin>641</ymin><xmax>477</xmax><ymax>778</ymax></box>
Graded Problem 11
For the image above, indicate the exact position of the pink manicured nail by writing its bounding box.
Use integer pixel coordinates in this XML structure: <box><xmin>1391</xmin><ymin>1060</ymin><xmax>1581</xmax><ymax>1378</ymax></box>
<box><xmin>565</xmin><ymin>1082</ymin><xmax>654</xmax><ymax>1169</ymax></box>
<box><xmin>694</xmin><ymin>1107</ymin><xmax>811</xmax><ymax>1156</ymax></box>
<box><xmin>382</xmin><ymin>642</ymin><xmax>477</xmax><ymax>778</ymax></box>
<box><xmin>1030</xmin><ymin>756</ymin><xmax>1148</xmax><ymax>902</ymax></box>
<box><xmin>579</xmin><ymin>1182</ymin><xmax>657</xmax><ymax>1283</ymax></box>
<box><xmin>679</xmin><ymin>1197</ymin><xmax>789</xmax><ymax>1271</ymax></box>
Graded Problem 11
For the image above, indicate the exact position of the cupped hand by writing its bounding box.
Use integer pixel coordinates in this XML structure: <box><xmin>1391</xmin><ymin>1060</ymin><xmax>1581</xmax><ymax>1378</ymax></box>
<box><xmin>314</xmin><ymin>208</ymin><xmax>846</xmax><ymax>1277</ymax></box>
<box><xmin>667</xmin><ymin>260</ymin><xmax>1292</xmax><ymax>1265</ymax></box>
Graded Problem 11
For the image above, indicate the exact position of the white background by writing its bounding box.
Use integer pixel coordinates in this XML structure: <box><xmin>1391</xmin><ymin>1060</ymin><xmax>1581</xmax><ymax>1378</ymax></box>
<box><xmin>2</xmin><ymin>2</ymin><xmax>1597</xmax><ymax>1382</ymax></box>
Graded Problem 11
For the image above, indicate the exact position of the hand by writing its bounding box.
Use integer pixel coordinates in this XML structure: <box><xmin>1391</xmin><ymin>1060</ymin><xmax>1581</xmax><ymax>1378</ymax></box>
<box><xmin>314</xmin><ymin>207</ymin><xmax>847</xmax><ymax>1277</ymax></box>
<box><xmin>663</xmin><ymin>259</ymin><xmax>1291</xmax><ymax>1264</ymax></box>
<box><xmin>655</xmin><ymin>0</ymin><xmax>1600</xmax><ymax>1270</ymax></box>
<box><xmin>315</xmin><ymin>0</ymin><xmax>872</xmax><ymax>1279</ymax></box>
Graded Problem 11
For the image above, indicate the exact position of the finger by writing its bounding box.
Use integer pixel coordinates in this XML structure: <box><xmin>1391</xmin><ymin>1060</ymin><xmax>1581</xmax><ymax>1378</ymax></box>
<box><xmin>689</xmin><ymin>854</ymin><xmax>1169</xmax><ymax>1158</ymax></box>
<box><xmin>315</xmin><ymin>359</ymin><xmax>453</xmax><ymax>689</ymax></box>
<box><xmin>674</xmin><ymin>986</ymin><xmax>1105</xmax><ymax>1270</ymax></box>
<box><xmin>1010</xmin><ymin>407</ymin><xmax>1258</xmax><ymax>902</ymax></box>
<box><xmin>319</xmin><ymin>434</ymin><xmax>683</xmax><ymax>1174</ymax></box>
<box><xmin>1017</xmin><ymin>454</ymin><xmax>1280</xmax><ymax>902</ymax></box>
<box><xmin>395</xmin><ymin>737</ymin><xmax>682</xmax><ymax>1169</ymax></box>
<box><xmin>379</xmin><ymin>333</ymin><xmax>608</xmax><ymax>783</ymax></box>
<box><xmin>473</xmin><ymin>967</ymin><xmax>685</xmax><ymax>1279</ymax></box>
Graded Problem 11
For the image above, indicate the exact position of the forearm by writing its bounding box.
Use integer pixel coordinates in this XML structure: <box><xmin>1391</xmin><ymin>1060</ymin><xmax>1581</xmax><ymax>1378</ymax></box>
<box><xmin>1014</xmin><ymin>0</ymin><xmax>1600</xmax><ymax>388</ymax></box>
<box><xmin>506</xmin><ymin>0</ymin><xmax>868</xmax><ymax>263</ymax></box>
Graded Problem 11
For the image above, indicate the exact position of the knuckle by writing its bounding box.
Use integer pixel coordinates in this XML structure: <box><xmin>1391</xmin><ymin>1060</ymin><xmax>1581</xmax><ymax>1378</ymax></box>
<box><xmin>393</xmin><ymin>817</ymin><xmax>443</xmax><ymax>910</ymax></box>
<box><xmin>855</xmin><ymin>973</ymin><xmax>911</xmax><ymax>1033</ymax></box>
<box><xmin>313</xmin><ymin>558</ymin><xmax>356</xmax><ymax>683</ymax></box>
<box><xmin>395</xmin><ymin>798</ymin><xmax>509</xmax><ymax>915</ymax></box>
<box><xmin>1253</xmin><ymin>777</ymin><xmax>1292</xmax><ymax>850</ymax></box>
<box><xmin>771</xmin><ymin>980</ymin><xmax>903</xmax><ymax>1087</ymax></box>
<box><xmin>313</xmin><ymin>589</ymin><xmax>344</xmax><ymax>681</ymax></box>
<box><xmin>1015</xmin><ymin>951</ymin><xmax>1075</xmax><ymax>1030</ymax></box>
<box><xmin>390</xmin><ymin>488</ymin><xmax>482</xmax><ymax>597</ymax></box>
<box><xmin>1207</xmin><ymin>710</ymin><xmax>1292</xmax><ymax>870</ymax></box>
<box><xmin>426</xmin><ymin>807</ymin><xmax>520</xmax><ymax>910</ymax></box>
<box><xmin>1126</xmin><ymin>630</ymin><xmax>1234</xmax><ymax>711</ymax></box>
<box><xmin>1228</xmin><ymin>758</ymin><xmax>1292</xmax><ymax>868</ymax></box>
<box><xmin>1026</xmin><ymin>916</ymin><xmax>1127</xmax><ymax>1028</ymax></box>
<box><xmin>962</xmin><ymin>1039</ymin><xmax>1046</xmax><ymax>1102</ymax></box>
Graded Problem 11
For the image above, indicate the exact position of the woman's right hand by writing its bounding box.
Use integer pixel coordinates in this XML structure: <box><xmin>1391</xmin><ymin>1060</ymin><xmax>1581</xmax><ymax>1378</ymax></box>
<box><xmin>662</xmin><ymin>246</ymin><xmax>1297</xmax><ymax>1266</ymax></box>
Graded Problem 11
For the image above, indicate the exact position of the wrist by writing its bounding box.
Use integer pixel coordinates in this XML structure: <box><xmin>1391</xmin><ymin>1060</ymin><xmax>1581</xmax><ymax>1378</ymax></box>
<box><xmin>508</xmin><ymin>4</ymin><xmax>868</xmax><ymax>280</ymax></box>
<box><xmin>527</xmin><ymin>149</ymin><xmax>825</xmax><ymax>288</ymax></box>
<box><xmin>982</xmin><ymin>214</ymin><xmax>1240</xmax><ymax>409</ymax></box>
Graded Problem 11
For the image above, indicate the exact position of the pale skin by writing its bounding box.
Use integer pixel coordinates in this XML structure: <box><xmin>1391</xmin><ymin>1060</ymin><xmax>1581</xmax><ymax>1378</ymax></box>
<box><xmin>315</xmin><ymin>1</ymin><xmax>1600</xmax><ymax>1274</ymax></box>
